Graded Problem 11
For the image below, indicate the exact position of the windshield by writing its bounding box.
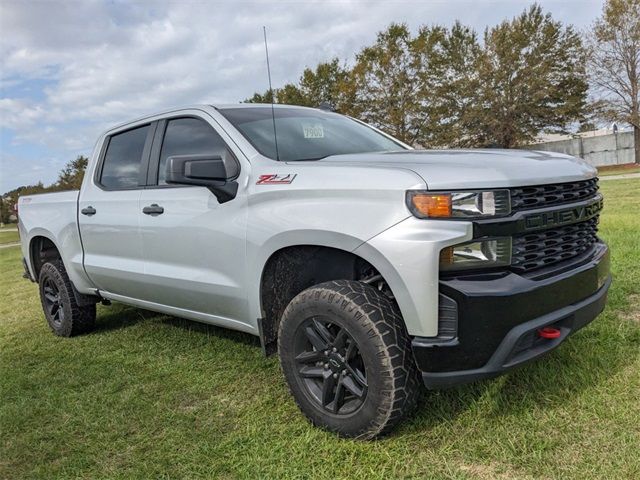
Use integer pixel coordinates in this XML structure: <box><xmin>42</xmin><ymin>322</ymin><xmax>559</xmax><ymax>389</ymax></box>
<box><xmin>219</xmin><ymin>107</ymin><xmax>406</xmax><ymax>161</ymax></box>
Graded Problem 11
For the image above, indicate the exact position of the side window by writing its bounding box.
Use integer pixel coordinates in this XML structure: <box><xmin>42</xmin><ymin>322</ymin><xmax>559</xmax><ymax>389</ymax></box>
<box><xmin>100</xmin><ymin>125</ymin><xmax>150</xmax><ymax>189</ymax></box>
<box><xmin>158</xmin><ymin>117</ymin><xmax>231</xmax><ymax>185</ymax></box>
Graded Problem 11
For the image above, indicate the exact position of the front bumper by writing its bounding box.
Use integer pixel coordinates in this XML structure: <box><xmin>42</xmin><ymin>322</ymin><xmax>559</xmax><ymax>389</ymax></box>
<box><xmin>412</xmin><ymin>242</ymin><xmax>610</xmax><ymax>389</ymax></box>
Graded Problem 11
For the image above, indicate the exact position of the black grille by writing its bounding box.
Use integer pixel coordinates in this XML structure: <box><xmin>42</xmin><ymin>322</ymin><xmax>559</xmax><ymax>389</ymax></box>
<box><xmin>510</xmin><ymin>178</ymin><xmax>599</xmax><ymax>211</ymax></box>
<box><xmin>511</xmin><ymin>217</ymin><xmax>599</xmax><ymax>272</ymax></box>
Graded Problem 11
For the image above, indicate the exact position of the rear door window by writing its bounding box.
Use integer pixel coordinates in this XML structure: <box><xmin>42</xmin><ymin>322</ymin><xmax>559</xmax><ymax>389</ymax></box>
<box><xmin>100</xmin><ymin>125</ymin><xmax>150</xmax><ymax>189</ymax></box>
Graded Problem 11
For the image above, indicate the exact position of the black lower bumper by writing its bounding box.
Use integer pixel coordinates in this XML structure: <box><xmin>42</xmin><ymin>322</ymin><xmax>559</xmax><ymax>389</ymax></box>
<box><xmin>413</xmin><ymin>243</ymin><xmax>611</xmax><ymax>389</ymax></box>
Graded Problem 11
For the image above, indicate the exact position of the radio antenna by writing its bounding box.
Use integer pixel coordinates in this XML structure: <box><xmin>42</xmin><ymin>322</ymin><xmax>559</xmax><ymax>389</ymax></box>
<box><xmin>263</xmin><ymin>26</ymin><xmax>280</xmax><ymax>161</ymax></box>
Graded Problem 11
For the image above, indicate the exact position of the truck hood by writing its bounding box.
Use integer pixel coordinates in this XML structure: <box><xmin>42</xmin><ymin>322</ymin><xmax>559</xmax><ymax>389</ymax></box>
<box><xmin>316</xmin><ymin>149</ymin><xmax>596</xmax><ymax>189</ymax></box>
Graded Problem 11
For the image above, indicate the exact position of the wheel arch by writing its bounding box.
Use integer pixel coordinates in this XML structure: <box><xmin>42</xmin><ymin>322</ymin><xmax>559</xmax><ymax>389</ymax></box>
<box><xmin>28</xmin><ymin>233</ymin><xmax>99</xmax><ymax>307</ymax></box>
<box><xmin>28</xmin><ymin>233</ymin><xmax>64</xmax><ymax>280</ymax></box>
<box><xmin>255</xmin><ymin>236</ymin><xmax>408</xmax><ymax>355</ymax></box>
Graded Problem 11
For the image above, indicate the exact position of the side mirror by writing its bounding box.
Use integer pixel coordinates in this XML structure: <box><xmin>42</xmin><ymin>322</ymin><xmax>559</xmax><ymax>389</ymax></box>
<box><xmin>166</xmin><ymin>154</ymin><xmax>239</xmax><ymax>203</ymax></box>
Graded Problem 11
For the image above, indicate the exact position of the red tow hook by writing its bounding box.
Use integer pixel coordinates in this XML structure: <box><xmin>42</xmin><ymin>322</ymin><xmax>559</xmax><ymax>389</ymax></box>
<box><xmin>538</xmin><ymin>326</ymin><xmax>562</xmax><ymax>339</ymax></box>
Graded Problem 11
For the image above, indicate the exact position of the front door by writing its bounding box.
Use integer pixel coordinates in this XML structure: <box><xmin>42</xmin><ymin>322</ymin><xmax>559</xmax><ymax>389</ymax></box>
<box><xmin>137</xmin><ymin>115</ymin><xmax>250</xmax><ymax>328</ymax></box>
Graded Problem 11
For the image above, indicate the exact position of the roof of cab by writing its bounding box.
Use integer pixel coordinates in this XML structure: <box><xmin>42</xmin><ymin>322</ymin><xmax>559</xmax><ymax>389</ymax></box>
<box><xmin>213</xmin><ymin>103</ymin><xmax>320</xmax><ymax>111</ymax></box>
<box><xmin>104</xmin><ymin>103</ymin><xmax>321</xmax><ymax>133</ymax></box>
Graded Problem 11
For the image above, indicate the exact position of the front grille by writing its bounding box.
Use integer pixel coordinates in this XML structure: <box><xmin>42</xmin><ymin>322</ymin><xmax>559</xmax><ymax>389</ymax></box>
<box><xmin>510</xmin><ymin>178</ymin><xmax>598</xmax><ymax>211</ymax></box>
<box><xmin>511</xmin><ymin>217</ymin><xmax>599</xmax><ymax>272</ymax></box>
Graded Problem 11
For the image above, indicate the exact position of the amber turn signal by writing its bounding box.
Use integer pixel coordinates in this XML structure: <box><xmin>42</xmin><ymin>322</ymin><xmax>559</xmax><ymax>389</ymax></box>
<box><xmin>410</xmin><ymin>193</ymin><xmax>452</xmax><ymax>218</ymax></box>
<box><xmin>439</xmin><ymin>246</ymin><xmax>454</xmax><ymax>265</ymax></box>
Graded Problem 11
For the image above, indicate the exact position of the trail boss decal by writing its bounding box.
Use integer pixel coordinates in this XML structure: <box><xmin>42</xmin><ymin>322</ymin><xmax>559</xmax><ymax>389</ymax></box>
<box><xmin>256</xmin><ymin>174</ymin><xmax>297</xmax><ymax>185</ymax></box>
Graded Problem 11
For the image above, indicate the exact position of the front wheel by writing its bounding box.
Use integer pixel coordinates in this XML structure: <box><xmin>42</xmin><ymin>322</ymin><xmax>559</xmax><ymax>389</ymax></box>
<box><xmin>278</xmin><ymin>280</ymin><xmax>421</xmax><ymax>439</ymax></box>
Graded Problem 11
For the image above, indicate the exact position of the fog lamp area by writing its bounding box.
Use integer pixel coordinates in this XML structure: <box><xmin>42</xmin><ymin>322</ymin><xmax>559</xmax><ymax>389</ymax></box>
<box><xmin>440</xmin><ymin>238</ymin><xmax>512</xmax><ymax>272</ymax></box>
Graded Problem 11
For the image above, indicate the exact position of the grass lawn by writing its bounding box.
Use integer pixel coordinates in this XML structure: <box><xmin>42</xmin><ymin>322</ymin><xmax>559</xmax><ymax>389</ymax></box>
<box><xmin>597</xmin><ymin>163</ymin><xmax>640</xmax><ymax>176</ymax></box>
<box><xmin>0</xmin><ymin>230</ymin><xmax>19</xmax><ymax>245</ymax></box>
<box><xmin>1</xmin><ymin>180</ymin><xmax>639</xmax><ymax>479</ymax></box>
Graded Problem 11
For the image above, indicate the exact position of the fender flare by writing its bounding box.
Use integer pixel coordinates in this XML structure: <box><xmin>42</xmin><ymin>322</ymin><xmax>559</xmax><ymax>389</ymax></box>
<box><xmin>26</xmin><ymin>230</ymin><xmax>99</xmax><ymax>307</ymax></box>
<box><xmin>248</xmin><ymin>229</ymin><xmax>414</xmax><ymax>337</ymax></box>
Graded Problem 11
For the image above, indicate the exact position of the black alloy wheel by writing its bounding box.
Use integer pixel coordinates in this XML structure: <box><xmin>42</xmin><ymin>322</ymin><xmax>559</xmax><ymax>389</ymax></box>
<box><xmin>278</xmin><ymin>280</ymin><xmax>421</xmax><ymax>439</ymax></box>
<box><xmin>42</xmin><ymin>276</ymin><xmax>65</xmax><ymax>328</ymax></box>
<box><xmin>38</xmin><ymin>260</ymin><xmax>96</xmax><ymax>336</ymax></box>
<box><xmin>293</xmin><ymin>316</ymin><xmax>368</xmax><ymax>415</ymax></box>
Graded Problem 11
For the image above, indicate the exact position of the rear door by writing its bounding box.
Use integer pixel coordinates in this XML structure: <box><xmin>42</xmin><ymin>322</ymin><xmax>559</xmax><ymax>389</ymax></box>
<box><xmin>137</xmin><ymin>114</ymin><xmax>250</xmax><ymax>327</ymax></box>
<box><xmin>78</xmin><ymin>122</ymin><xmax>155</xmax><ymax>297</ymax></box>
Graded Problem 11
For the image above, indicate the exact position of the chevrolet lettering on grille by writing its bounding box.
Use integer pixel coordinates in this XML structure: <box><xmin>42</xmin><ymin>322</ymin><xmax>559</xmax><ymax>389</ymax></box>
<box><xmin>523</xmin><ymin>196</ymin><xmax>603</xmax><ymax>231</ymax></box>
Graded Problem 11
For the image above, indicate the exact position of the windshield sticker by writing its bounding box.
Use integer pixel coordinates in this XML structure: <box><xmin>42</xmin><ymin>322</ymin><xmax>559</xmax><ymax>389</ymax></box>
<box><xmin>302</xmin><ymin>123</ymin><xmax>324</xmax><ymax>139</ymax></box>
<box><xmin>256</xmin><ymin>174</ymin><xmax>297</xmax><ymax>185</ymax></box>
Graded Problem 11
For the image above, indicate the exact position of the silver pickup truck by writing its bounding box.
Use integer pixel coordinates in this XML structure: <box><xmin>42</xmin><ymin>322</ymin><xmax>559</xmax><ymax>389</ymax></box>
<box><xmin>18</xmin><ymin>104</ymin><xmax>610</xmax><ymax>439</ymax></box>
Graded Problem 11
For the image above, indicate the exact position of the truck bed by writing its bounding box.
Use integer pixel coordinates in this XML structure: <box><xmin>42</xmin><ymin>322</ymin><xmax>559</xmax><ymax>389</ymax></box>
<box><xmin>18</xmin><ymin>190</ymin><xmax>92</xmax><ymax>292</ymax></box>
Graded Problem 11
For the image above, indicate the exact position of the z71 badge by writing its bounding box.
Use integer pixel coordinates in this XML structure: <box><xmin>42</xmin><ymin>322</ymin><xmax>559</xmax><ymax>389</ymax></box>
<box><xmin>256</xmin><ymin>174</ymin><xmax>297</xmax><ymax>185</ymax></box>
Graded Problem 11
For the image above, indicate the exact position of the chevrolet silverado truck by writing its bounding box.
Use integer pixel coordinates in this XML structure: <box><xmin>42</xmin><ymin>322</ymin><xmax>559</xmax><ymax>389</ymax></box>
<box><xmin>18</xmin><ymin>104</ymin><xmax>610</xmax><ymax>439</ymax></box>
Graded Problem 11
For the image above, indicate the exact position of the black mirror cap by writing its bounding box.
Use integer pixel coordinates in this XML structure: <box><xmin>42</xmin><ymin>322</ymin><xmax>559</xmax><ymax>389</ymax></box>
<box><xmin>166</xmin><ymin>154</ymin><xmax>227</xmax><ymax>182</ymax></box>
<box><xmin>184</xmin><ymin>158</ymin><xmax>227</xmax><ymax>180</ymax></box>
<box><xmin>166</xmin><ymin>153</ymin><xmax>240</xmax><ymax>203</ymax></box>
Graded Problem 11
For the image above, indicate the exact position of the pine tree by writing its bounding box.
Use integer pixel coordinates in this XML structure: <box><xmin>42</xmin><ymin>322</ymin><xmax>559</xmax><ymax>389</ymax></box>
<box><xmin>56</xmin><ymin>156</ymin><xmax>89</xmax><ymax>190</ymax></box>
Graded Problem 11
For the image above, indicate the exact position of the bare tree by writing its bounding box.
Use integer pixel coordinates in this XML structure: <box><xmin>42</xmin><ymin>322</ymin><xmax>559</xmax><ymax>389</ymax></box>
<box><xmin>587</xmin><ymin>0</ymin><xmax>640</xmax><ymax>164</ymax></box>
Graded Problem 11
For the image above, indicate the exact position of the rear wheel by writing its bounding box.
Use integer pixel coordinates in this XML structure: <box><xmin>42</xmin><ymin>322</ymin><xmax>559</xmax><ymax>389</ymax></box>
<box><xmin>278</xmin><ymin>280</ymin><xmax>421</xmax><ymax>439</ymax></box>
<box><xmin>38</xmin><ymin>260</ymin><xmax>96</xmax><ymax>336</ymax></box>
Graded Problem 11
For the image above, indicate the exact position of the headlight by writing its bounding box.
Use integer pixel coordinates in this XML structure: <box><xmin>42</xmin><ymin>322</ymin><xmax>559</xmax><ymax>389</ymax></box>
<box><xmin>407</xmin><ymin>190</ymin><xmax>511</xmax><ymax>219</ymax></box>
<box><xmin>440</xmin><ymin>238</ymin><xmax>512</xmax><ymax>271</ymax></box>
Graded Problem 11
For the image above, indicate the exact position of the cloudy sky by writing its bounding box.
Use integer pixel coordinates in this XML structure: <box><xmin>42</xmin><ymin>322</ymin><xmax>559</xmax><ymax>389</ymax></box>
<box><xmin>0</xmin><ymin>0</ymin><xmax>604</xmax><ymax>193</ymax></box>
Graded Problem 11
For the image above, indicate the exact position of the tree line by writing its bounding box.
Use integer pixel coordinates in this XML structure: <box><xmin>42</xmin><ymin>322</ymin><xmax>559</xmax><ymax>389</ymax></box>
<box><xmin>2</xmin><ymin>0</ymin><xmax>638</xmax><ymax>223</ymax></box>
<box><xmin>247</xmin><ymin>1</ymin><xmax>640</xmax><ymax>159</ymax></box>
<box><xmin>0</xmin><ymin>156</ymin><xmax>87</xmax><ymax>224</ymax></box>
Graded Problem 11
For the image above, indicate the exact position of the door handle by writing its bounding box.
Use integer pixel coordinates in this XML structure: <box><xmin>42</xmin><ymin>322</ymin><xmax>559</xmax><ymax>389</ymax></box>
<box><xmin>81</xmin><ymin>206</ymin><xmax>97</xmax><ymax>216</ymax></box>
<box><xmin>142</xmin><ymin>204</ymin><xmax>164</xmax><ymax>215</ymax></box>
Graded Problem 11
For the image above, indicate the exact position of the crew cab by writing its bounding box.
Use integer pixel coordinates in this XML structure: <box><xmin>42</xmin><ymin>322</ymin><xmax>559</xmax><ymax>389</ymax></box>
<box><xmin>18</xmin><ymin>104</ymin><xmax>610</xmax><ymax>439</ymax></box>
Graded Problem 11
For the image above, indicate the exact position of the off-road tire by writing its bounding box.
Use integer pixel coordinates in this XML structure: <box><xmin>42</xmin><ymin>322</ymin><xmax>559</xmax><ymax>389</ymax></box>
<box><xmin>38</xmin><ymin>260</ymin><xmax>96</xmax><ymax>336</ymax></box>
<box><xmin>278</xmin><ymin>280</ymin><xmax>421</xmax><ymax>439</ymax></box>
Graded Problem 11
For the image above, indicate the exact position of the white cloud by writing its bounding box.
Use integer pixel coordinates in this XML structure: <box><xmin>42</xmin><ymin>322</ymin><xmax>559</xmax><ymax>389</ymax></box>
<box><xmin>0</xmin><ymin>98</ymin><xmax>47</xmax><ymax>129</ymax></box>
<box><xmin>0</xmin><ymin>0</ymin><xmax>604</xmax><ymax>192</ymax></box>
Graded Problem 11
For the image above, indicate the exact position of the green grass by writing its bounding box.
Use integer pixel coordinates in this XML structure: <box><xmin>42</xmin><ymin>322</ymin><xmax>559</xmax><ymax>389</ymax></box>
<box><xmin>0</xmin><ymin>230</ymin><xmax>19</xmax><ymax>245</ymax></box>
<box><xmin>597</xmin><ymin>164</ymin><xmax>640</xmax><ymax>176</ymax></box>
<box><xmin>1</xmin><ymin>181</ymin><xmax>639</xmax><ymax>479</ymax></box>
